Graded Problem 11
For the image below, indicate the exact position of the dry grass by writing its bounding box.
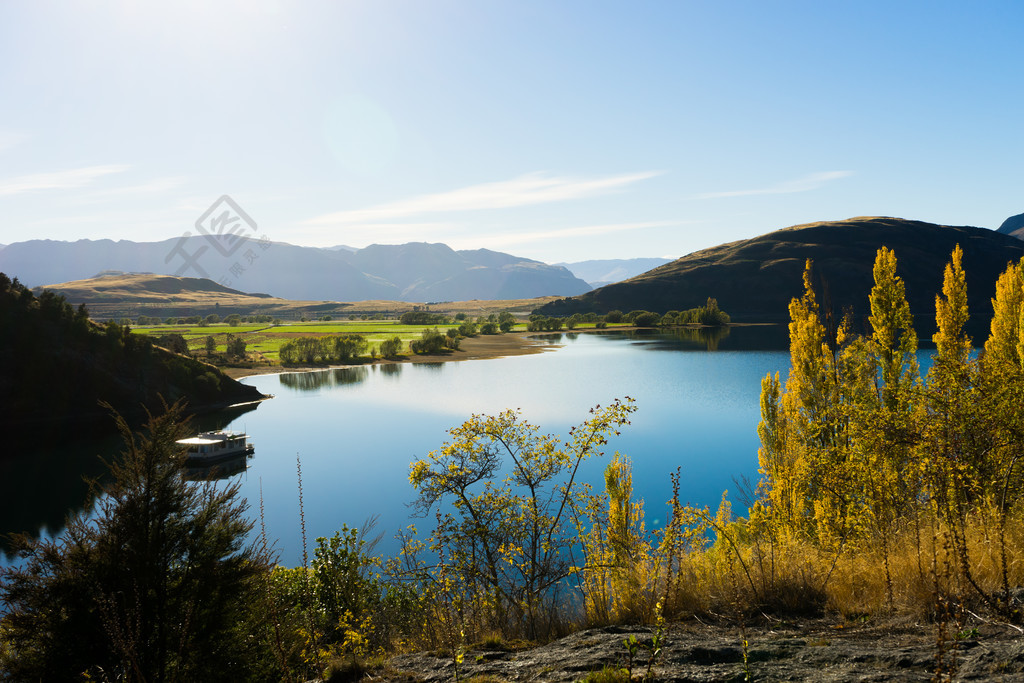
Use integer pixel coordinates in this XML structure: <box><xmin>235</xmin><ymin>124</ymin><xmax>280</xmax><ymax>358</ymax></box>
<box><xmin>575</xmin><ymin>508</ymin><xmax>1024</xmax><ymax>630</ymax></box>
<box><xmin>40</xmin><ymin>272</ymin><xmax>561</xmax><ymax>320</ymax></box>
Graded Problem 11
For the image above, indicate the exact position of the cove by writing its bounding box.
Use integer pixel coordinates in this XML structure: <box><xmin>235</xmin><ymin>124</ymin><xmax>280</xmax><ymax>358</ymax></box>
<box><xmin>1</xmin><ymin>327</ymin><xmax>793</xmax><ymax>568</ymax></box>
<box><xmin>228</xmin><ymin>327</ymin><xmax>791</xmax><ymax>567</ymax></box>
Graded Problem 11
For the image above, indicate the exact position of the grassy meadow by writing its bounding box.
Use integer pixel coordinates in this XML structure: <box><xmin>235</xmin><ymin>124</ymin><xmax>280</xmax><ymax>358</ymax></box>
<box><xmin>132</xmin><ymin>318</ymin><xmax>624</xmax><ymax>365</ymax></box>
<box><xmin>132</xmin><ymin>320</ymin><xmax>460</xmax><ymax>363</ymax></box>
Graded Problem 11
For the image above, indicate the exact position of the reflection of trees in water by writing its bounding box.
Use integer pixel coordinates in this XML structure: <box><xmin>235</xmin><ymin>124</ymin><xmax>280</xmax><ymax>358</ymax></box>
<box><xmin>529</xmin><ymin>333</ymin><xmax>564</xmax><ymax>345</ymax></box>
<box><xmin>378</xmin><ymin>363</ymin><xmax>403</xmax><ymax>378</ymax></box>
<box><xmin>620</xmin><ymin>325</ymin><xmax>789</xmax><ymax>352</ymax></box>
<box><xmin>413</xmin><ymin>362</ymin><xmax>445</xmax><ymax>372</ymax></box>
<box><xmin>671</xmin><ymin>326</ymin><xmax>731</xmax><ymax>351</ymax></box>
<box><xmin>621</xmin><ymin>326</ymin><xmax>731</xmax><ymax>351</ymax></box>
<box><xmin>279</xmin><ymin>367</ymin><xmax>370</xmax><ymax>391</ymax></box>
<box><xmin>2</xmin><ymin>403</ymin><xmax>263</xmax><ymax>562</ymax></box>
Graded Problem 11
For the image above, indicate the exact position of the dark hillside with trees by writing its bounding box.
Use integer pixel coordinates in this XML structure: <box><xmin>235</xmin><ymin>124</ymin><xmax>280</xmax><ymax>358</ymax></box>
<box><xmin>536</xmin><ymin>217</ymin><xmax>1024</xmax><ymax>340</ymax></box>
<box><xmin>0</xmin><ymin>273</ymin><xmax>264</xmax><ymax>434</ymax></box>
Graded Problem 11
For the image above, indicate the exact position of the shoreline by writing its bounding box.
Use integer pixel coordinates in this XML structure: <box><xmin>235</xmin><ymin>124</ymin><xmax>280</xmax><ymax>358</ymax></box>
<box><xmin>219</xmin><ymin>324</ymin><xmax>774</xmax><ymax>381</ymax></box>
<box><xmin>219</xmin><ymin>329</ymin><xmax>565</xmax><ymax>380</ymax></box>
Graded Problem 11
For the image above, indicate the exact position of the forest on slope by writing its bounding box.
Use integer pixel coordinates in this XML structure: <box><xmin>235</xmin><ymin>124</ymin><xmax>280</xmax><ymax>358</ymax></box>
<box><xmin>0</xmin><ymin>273</ymin><xmax>264</xmax><ymax>437</ymax></box>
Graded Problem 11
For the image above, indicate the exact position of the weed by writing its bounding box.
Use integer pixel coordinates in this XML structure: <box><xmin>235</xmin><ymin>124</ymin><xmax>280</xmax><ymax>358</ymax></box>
<box><xmin>622</xmin><ymin>634</ymin><xmax>639</xmax><ymax>678</ymax></box>
<box><xmin>956</xmin><ymin>627</ymin><xmax>979</xmax><ymax>640</ymax></box>
<box><xmin>577</xmin><ymin>665</ymin><xmax>631</xmax><ymax>683</ymax></box>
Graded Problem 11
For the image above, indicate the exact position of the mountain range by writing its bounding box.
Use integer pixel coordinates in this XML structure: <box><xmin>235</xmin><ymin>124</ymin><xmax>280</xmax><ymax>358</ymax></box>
<box><xmin>0</xmin><ymin>238</ymin><xmax>593</xmax><ymax>302</ymax></box>
<box><xmin>538</xmin><ymin>216</ymin><xmax>1024</xmax><ymax>340</ymax></box>
<box><xmin>997</xmin><ymin>212</ymin><xmax>1024</xmax><ymax>239</ymax></box>
<box><xmin>555</xmin><ymin>257</ymin><xmax>672</xmax><ymax>288</ymax></box>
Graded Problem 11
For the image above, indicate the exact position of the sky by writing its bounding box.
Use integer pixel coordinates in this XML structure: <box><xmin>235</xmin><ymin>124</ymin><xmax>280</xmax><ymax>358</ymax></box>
<box><xmin>1</xmin><ymin>0</ymin><xmax>1023</xmax><ymax>263</ymax></box>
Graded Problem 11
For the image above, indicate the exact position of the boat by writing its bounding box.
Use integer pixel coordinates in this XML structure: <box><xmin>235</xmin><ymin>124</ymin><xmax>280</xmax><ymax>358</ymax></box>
<box><xmin>176</xmin><ymin>430</ymin><xmax>254</xmax><ymax>465</ymax></box>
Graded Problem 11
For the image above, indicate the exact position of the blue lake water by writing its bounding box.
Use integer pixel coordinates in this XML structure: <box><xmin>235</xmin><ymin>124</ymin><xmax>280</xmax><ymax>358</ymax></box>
<box><xmin>1</xmin><ymin>328</ymin><xmax>794</xmax><ymax>568</ymax></box>
<box><xmin>227</xmin><ymin>329</ymin><xmax>791</xmax><ymax>566</ymax></box>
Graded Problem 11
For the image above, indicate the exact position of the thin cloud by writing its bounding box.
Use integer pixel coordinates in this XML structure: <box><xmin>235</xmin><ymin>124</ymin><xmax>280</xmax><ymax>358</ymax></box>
<box><xmin>303</xmin><ymin>171</ymin><xmax>663</xmax><ymax>226</ymax></box>
<box><xmin>81</xmin><ymin>177</ymin><xmax>185</xmax><ymax>200</ymax></box>
<box><xmin>73</xmin><ymin>176</ymin><xmax>187</xmax><ymax>202</ymax></box>
<box><xmin>449</xmin><ymin>221</ymin><xmax>678</xmax><ymax>250</ymax></box>
<box><xmin>286</xmin><ymin>222</ymin><xmax>459</xmax><ymax>247</ymax></box>
<box><xmin>691</xmin><ymin>171</ymin><xmax>853</xmax><ymax>200</ymax></box>
<box><xmin>0</xmin><ymin>165</ymin><xmax>130</xmax><ymax>196</ymax></box>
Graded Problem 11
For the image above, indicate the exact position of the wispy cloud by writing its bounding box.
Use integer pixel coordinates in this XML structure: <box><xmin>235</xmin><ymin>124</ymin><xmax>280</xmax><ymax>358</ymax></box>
<box><xmin>463</xmin><ymin>221</ymin><xmax>678</xmax><ymax>250</ymax></box>
<box><xmin>691</xmin><ymin>171</ymin><xmax>853</xmax><ymax>200</ymax></box>
<box><xmin>76</xmin><ymin>177</ymin><xmax>186</xmax><ymax>202</ymax></box>
<box><xmin>0</xmin><ymin>165</ymin><xmax>130</xmax><ymax>196</ymax></box>
<box><xmin>303</xmin><ymin>171</ymin><xmax>663</xmax><ymax>226</ymax></box>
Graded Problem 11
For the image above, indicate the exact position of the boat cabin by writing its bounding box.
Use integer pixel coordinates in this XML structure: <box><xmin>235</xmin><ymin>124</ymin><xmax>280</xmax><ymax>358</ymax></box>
<box><xmin>176</xmin><ymin>430</ymin><xmax>253</xmax><ymax>461</ymax></box>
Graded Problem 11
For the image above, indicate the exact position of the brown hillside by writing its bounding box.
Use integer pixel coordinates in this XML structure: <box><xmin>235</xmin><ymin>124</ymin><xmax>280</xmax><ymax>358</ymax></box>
<box><xmin>537</xmin><ymin>217</ymin><xmax>1024</xmax><ymax>338</ymax></box>
<box><xmin>38</xmin><ymin>272</ymin><xmax>562</xmax><ymax>320</ymax></box>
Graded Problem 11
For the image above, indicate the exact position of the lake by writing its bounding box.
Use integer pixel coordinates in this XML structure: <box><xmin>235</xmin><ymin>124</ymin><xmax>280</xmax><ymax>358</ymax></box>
<box><xmin>2</xmin><ymin>327</ymin><xmax>792</xmax><ymax>568</ymax></box>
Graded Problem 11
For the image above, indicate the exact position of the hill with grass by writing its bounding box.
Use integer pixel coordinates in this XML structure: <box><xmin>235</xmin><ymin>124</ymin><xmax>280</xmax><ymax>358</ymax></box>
<box><xmin>33</xmin><ymin>272</ymin><xmax>338</xmax><ymax>320</ymax></box>
<box><xmin>0</xmin><ymin>237</ymin><xmax>591</xmax><ymax>302</ymax></box>
<box><xmin>0</xmin><ymin>273</ymin><xmax>264</xmax><ymax>434</ymax></box>
<box><xmin>537</xmin><ymin>217</ymin><xmax>1024</xmax><ymax>339</ymax></box>
<box><xmin>34</xmin><ymin>272</ymin><xmax>561</xmax><ymax>321</ymax></box>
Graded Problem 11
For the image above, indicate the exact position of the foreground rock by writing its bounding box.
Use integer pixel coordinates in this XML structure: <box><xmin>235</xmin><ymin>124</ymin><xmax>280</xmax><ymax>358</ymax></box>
<box><xmin>385</xmin><ymin>617</ymin><xmax>1024</xmax><ymax>682</ymax></box>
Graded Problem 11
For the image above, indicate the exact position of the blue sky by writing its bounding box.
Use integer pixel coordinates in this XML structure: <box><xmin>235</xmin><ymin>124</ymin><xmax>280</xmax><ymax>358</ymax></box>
<box><xmin>1</xmin><ymin>0</ymin><xmax>1022</xmax><ymax>262</ymax></box>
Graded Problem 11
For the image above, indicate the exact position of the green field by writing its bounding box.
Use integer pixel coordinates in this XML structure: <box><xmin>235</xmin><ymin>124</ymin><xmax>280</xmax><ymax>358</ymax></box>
<box><xmin>131</xmin><ymin>318</ymin><xmax>632</xmax><ymax>366</ymax></box>
<box><xmin>132</xmin><ymin>320</ymin><xmax>534</xmax><ymax>363</ymax></box>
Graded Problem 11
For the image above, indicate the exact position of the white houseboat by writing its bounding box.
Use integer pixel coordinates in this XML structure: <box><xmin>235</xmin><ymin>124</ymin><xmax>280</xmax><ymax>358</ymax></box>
<box><xmin>176</xmin><ymin>430</ymin><xmax>254</xmax><ymax>465</ymax></box>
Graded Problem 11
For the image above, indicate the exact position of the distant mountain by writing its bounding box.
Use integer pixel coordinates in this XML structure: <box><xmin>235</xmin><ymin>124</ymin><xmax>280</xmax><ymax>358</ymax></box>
<box><xmin>557</xmin><ymin>258</ymin><xmax>672</xmax><ymax>288</ymax></box>
<box><xmin>538</xmin><ymin>217</ymin><xmax>1024</xmax><ymax>339</ymax></box>
<box><xmin>0</xmin><ymin>238</ymin><xmax>590</xmax><ymax>302</ymax></box>
<box><xmin>997</xmin><ymin>212</ymin><xmax>1024</xmax><ymax>239</ymax></box>
<box><xmin>324</xmin><ymin>244</ymin><xmax>358</xmax><ymax>252</ymax></box>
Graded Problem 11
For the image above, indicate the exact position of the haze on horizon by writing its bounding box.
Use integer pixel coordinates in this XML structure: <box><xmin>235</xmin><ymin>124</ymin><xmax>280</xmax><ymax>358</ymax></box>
<box><xmin>1</xmin><ymin>1</ymin><xmax>1022</xmax><ymax>264</ymax></box>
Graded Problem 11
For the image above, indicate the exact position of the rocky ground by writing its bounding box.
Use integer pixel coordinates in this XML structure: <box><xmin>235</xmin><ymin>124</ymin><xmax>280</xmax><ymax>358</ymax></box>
<box><xmin>381</xmin><ymin>616</ymin><xmax>1024</xmax><ymax>682</ymax></box>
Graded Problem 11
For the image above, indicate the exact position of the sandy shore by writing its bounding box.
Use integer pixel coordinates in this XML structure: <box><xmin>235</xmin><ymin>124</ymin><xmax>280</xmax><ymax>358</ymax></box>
<box><xmin>219</xmin><ymin>330</ymin><xmax>567</xmax><ymax>380</ymax></box>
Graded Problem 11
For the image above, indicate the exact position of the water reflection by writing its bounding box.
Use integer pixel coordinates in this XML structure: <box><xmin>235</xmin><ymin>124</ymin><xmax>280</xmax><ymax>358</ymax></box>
<box><xmin>0</xmin><ymin>402</ymin><xmax>261</xmax><ymax>562</ymax></box>
<box><xmin>609</xmin><ymin>325</ymin><xmax>787</xmax><ymax>352</ymax></box>
<box><xmin>529</xmin><ymin>333</ymin><xmax>566</xmax><ymax>345</ymax></box>
<box><xmin>378</xmin><ymin>363</ymin><xmax>403</xmax><ymax>378</ymax></box>
<box><xmin>185</xmin><ymin>452</ymin><xmax>253</xmax><ymax>481</ymax></box>
<box><xmin>412</xmin><ymin>362</ymin><xmax>445</xmax><ymax>372</ymax></box>
<box><xmin>279</xmin><ymin>366</ymin><xmax>370</xmax><ymax>391</ymax></box>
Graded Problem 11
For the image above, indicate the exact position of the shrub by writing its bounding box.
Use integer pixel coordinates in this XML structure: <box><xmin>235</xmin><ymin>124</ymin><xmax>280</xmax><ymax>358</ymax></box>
<box><xmin>632</xmin><ymin>311</ymin><xmax>661</xmax><ymax>327</ymax></box>
<box><xmin>410</xmin><ymin>327</ymin><xmax>446</xmax><ymax>354</ymax></box>
<box><xmin>407</xmin><ymin>399</ymin><xmax>637</xmax><ymax>640</ymax></box>
<box><xmin>379</xmin><ymin>336</ymin><xmax>403</xmax><ymax>358</ymax></box>
<box><xmin>400</xmin><ymin>311</ymin><xmax>449</xmax><ymax>325</ymax></box>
